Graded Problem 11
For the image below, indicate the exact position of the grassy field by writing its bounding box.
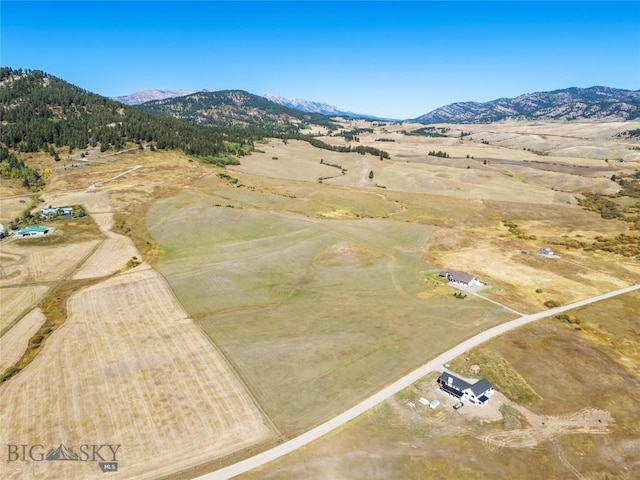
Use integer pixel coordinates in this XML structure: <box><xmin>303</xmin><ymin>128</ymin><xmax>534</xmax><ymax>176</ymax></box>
<box><xmin>241</xmin><ymin>292</ymin><xmax>640</xmax><ymax>480</ymax></box>
<box><xmin>147</xmin><ymin>190</ymin><xmax>513</xmax><ymax>434</ymax></box>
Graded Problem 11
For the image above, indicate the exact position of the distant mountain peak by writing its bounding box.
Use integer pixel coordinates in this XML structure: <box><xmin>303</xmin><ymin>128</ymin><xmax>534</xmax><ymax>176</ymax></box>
<box><xmin>412</xmin><ymin>86</ymin><xmax>640</xmax><ymax>124</ymax></box>
<box><xmin>112</xmin><ymin>88</ymin><xmax>200</xmax><ymax>105</ymax></box>
<box><xmin>263</xmin><ymin>93</ymin><xmax>396</xmax><ymax>120</ymax></box>
<box><xmin>264</xmin><ymin>93</ymin><xmax>352</xmax><ymax>116</ymax></box>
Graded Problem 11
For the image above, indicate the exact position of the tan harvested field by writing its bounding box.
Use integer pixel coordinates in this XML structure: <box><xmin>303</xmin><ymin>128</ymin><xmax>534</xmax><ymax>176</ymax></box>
<box><xmin>0</xmin><ymin>194</ymin><xmax>35</xmax><ymax>225</ymax></box>
<box><xmin>0</xmin><ymin>307</ymin><xmax>46</xmax><ymax>372</ymax></box>
<box><xmin>0</xmin><ymin>285</ymin><xmax>50</xmax><ymax>334</ymax></box>
<box><xmin>0</xmin><ymin>266</ymin><xmax>274</xmax><ymax>480</ymax></box>
<box><xmin>0</xmin><ymin>239</ymin><xmax>101</xmax><ymax>286</ymax></box>
<box><xmin>72</xmin><ymin>232</ymin><xmax>140</xmax><ymax>279</ymax></box>
<box><xmin>241</xmin><ymin>292</ymin><xmax>640</xmax><ymax>480</ymax></box>
<box><xmin>2</xmin><ymin>120</ymin><xmax>638</xmax><ymax>479</ymax></box>
<box><xmin>1</xmin><ymin>182</ymin><xmax>275</xmax><ymax>479</ymax></box>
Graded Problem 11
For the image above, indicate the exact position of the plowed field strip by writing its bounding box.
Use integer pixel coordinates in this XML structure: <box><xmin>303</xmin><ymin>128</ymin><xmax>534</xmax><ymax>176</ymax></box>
<box><xmin>0</xmin><ymin>308</ymin><xmax>46</xmax><ymax>372</ymax></box>
<box><xmin>0</xmin><ymin>285</ymin><xmax>50</xmax><ymax>334</ymax></box>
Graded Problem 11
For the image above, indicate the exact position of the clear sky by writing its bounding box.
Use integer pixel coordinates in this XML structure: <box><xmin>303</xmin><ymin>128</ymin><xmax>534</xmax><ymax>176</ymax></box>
<box><xmin>1</xmin><ymin>1</ymin><xmax>639</xmax><ymax>118</ymax></box>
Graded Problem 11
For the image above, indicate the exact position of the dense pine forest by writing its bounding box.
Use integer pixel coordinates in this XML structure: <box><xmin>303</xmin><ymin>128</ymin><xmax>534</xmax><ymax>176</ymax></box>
<box><xmin>0</xmin><ymin>67</ymin><xmax>259</xmax><ymax>187</ymax></box>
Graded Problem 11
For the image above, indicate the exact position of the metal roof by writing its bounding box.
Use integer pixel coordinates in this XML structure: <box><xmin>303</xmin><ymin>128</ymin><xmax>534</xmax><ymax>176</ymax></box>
<box><xmin>444</xmin><ymin>270</ymin><xmax>476</xmax><ymax>284</ymax></box>
<box><xmin>439</xmin><ymin>371</ymin><xmax>472</xmax><ymax>391</ymax></box>
<box><xmin>18</xmin><ymin>226</ymin><xmax>49</xmax><ymax>233</ymax></box>
<box><xmin>469</xmin><ymin>378</ymin><xmax>493</xmax><ymax>397</ymax></box>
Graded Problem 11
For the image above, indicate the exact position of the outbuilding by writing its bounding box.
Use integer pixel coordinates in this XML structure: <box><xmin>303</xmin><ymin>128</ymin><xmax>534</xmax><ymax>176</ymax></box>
<box><xmin>17</xmin><ymin>226</ymin><xmax>49</xmax><ymax>237</ymax></box>
<box><xmin>441</xmin><ymin>270</ymin><xmax>482</xmax><ymax>287</ymax></box>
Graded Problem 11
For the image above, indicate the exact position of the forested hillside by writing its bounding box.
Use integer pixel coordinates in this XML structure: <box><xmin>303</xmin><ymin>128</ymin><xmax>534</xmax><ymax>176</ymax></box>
<box><xmin>0</xmin><ymin>68</ymin><xmax>259</xmax><ymax>187</ymax></box>
<box><xmin>138</xmin><ymin>89</ymin><xmax>338</xmax><ymax>131</ymax></box>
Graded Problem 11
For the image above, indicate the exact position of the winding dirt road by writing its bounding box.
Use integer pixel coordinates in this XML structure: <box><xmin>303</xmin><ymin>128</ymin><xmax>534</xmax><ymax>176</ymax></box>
<box><xmin>196</xmin><ymin>282</ymin><xmax>640</xmax><ymax>480</ymax></box>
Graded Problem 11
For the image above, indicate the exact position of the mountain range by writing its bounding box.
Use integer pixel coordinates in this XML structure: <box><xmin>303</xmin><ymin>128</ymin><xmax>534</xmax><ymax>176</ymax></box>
<box><xmin>263</xmin><ymin>94</ymin><xmax>393</xmax><ymax>120</ymax></box>
<box><xmin>115</xmin><ymin>86</ymin><xmax>640</xmax><ymax>124</ymax></box>
<box><xmin>115</xmin><ymin>89</ymin><xmax>383</xmax><ymax>120</ymax></box>
<box><xmin>136</xmin><ymin>89</ymin><xmax>338</xmax><ymax>131</ymax></box>
<box><xmin>411</xmin><ymin>86</ymin><xmax>640</xmax><ymax>124</ymax></box>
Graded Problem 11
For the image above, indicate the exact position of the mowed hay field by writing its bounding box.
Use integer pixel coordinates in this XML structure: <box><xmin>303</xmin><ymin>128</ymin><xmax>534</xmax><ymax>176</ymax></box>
<box><xmin>148</xmin><ymin>190</ymin><xmax>514</xmax><ymax>434</ymax></box>
<box><xmin>0</xmin><ymin>239</ymin><xmax>101</xmax><ymax>286</ymax></box>
<box><xmin>0</xmin><ymin>267</ymin><xmax>274</xmax><ymax>480</ymax></box>
<box><xmin>241</xmin><ymin>292</ymin><xmax>640</xmax><ymax>480</ymax></box>
<box><xmin>0</xmin><ymin>307</ymin><xmax>46</xmax><ymax>372</ymax></box>
<box><xmin>0</xmin><ymin>285</ymin><xmax>49</xmax><ymax>334</ymax></box>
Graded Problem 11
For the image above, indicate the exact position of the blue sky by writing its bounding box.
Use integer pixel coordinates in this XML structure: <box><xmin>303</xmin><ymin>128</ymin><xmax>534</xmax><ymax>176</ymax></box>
<box><xmin>2</xmin><ymin>1</ymin><xmax>639</xmax><ymax>118</ymax></box>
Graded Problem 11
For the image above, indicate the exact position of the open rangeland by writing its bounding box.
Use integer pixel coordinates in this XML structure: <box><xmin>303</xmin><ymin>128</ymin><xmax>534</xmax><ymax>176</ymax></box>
<box><xmin>1</xmin><ymin>119</ymin><xmax>638</xmax><ymax>478</ymax></box>
<box><xmin>239</xmin><ymin>292</ymin><xmax>640</xmax><ymax>480</ymax></box>
<box><xmin>146</xmin><ymin>187</ymin><xmax>512</xmax><ymax>434</ymax></box>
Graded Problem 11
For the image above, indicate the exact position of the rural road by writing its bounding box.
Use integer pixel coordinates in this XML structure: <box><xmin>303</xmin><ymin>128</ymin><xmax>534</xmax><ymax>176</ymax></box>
<box><xmin>195</xmin><ymin>283</ymin><xmax>640</xmax><ymax>480</ymax></box>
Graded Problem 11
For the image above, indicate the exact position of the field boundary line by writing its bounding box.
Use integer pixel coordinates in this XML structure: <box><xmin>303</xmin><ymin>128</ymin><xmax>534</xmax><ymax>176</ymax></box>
<box><xmin>152</xmin><ymin>269</ymin><xmax>283</xmax><ymax>439</ymax></box>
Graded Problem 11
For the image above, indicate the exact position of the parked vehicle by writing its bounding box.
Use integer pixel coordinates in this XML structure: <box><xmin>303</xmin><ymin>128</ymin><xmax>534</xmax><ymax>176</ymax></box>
<box><xmin>453</xmin><ymin>401</ymin><xmax>464</xmax><ymax>410</ymax></box>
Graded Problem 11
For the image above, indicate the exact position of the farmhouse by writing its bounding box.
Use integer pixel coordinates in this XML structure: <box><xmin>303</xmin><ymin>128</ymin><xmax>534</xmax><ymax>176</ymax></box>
<box><xmin>440</xmin><ymin>270</ymin><xmax>482</xmax><ymax>287</ymax></box>
<box><xmin>437</xmin><ymin>371</ymin><xmax>495</xmax><ymax>406</ymax></box>
<box><xmin>40</xmin><ymin>207</ymin><xmax>73</xmax><ymax>218</ymax></box>
<box><xmin>17</xmin><ymin>226</ymin><xmax>49</xmax><ymax>237</ymax></box>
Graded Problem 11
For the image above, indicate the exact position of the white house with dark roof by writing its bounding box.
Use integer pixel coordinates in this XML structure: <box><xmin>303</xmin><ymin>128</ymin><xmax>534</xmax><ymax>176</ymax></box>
<box><xmin>440</xmin><ymin>270</ymin><xmax>482</xmax><ymax>287</ymax></box>
<box><xmin>437</xmin><ymin>371</ymin><xmax>495</xmax><ymax>406</ymax></box>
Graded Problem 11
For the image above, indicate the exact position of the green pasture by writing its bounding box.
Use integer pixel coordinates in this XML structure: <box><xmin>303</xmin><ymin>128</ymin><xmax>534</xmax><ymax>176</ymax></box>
<box><xmin>148</xmin><ymin>190</ymin><xmax>513</xmax><ymax>434</ymax></box>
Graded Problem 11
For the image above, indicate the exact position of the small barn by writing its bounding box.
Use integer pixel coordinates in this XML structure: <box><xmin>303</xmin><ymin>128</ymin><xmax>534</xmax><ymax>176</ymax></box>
<box><xmin>17</xmin><ymin>226</ymin><xmax>49</xmax><ymax>237</ymax></box>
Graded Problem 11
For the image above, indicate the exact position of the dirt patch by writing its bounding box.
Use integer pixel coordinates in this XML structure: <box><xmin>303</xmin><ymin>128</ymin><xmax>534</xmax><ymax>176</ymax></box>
<box><xmin>479</xmin><ymin>406</ymin><xmax>613</xmax><ymax>452</ymax></box>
